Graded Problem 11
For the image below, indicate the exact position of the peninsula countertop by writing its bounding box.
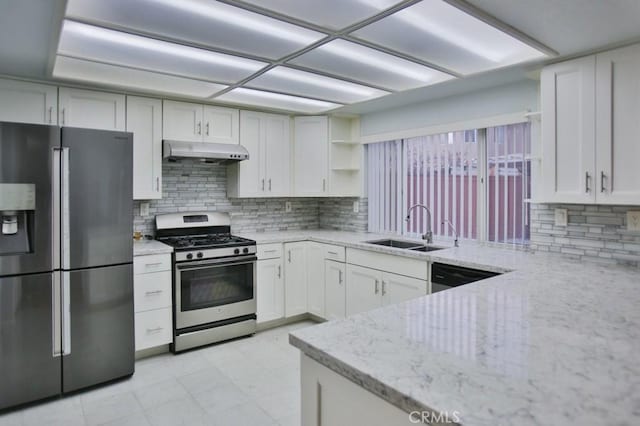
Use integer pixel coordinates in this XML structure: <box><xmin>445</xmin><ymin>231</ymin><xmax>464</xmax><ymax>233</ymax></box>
<box><xmin>241</xmin><ymin>230</ymin><xmax>640</xmax><ymax>425</ymax></box>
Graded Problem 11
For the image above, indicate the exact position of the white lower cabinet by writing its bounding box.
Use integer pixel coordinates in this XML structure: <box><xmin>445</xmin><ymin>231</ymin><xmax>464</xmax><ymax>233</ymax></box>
<box><xmin>306</xmin><ymin>242</ymin><xmax>326</xmax><ymax>318</ymax></box>
<box><xmin>284</xmin><ymin>242</ymin><xmax>308</xmax><ymax>317</ymax></box>
<box><xmin>135</xmin><ymin>308</ymin><xmax>173</xmax><ymax>352</ymax></box>
<box><xmin>346</xmin><ymin>264</ymin><xmax>427</xmax><ymax>316</ymax></box>
<box><xmin>301</xmin><ymin>354</ymin><xmax>411</xmax><ymax>426</ymax></box>
<box><xmin>346</xmin><ymin>264</ymin><xmax>382</xmax><ymax>316</ymax></box>
<box><xmin>133</xmin><ymin>253</ymin><xmax>172</xmax><ymax>351</ymax></box>
<box><xmin>324</xmin><ymin>260</ymin><xmax>346</xmax><ymax>320</ymax></box>
<box><xmin>256</xmin><ymin>257</ymin><xmax>285</xmax><ymax>324</ymax></box>
<box><xmin>381</xmin><ymin>273</ymin><xmax>428</xmax><ymax>307</ymax></box>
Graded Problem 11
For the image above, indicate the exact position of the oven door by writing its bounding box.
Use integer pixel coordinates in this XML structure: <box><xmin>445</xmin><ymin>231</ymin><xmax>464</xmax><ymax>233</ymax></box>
<box><xmin>175</xmin><ymin>255</ymin><xmax>256</xmax><ymax>330</ymax></box>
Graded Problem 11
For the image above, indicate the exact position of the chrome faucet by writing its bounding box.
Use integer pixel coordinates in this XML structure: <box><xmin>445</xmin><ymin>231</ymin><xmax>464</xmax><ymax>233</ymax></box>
<box><xmin>442</xmin><ymin>220</ymin><xmax>459</xmax><ymax>247</ymax></box>
<box><xmin>405</xmin><ymin>204</ymin><xmax>433</xmax><ymax>244</ymax></box>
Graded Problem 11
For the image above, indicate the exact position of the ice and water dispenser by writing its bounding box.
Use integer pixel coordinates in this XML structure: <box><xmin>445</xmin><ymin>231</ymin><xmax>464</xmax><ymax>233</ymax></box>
<box><xmin>0</xmin><ymin>183</ymin><xmax>35</xmax><ymax>255</ymax></box>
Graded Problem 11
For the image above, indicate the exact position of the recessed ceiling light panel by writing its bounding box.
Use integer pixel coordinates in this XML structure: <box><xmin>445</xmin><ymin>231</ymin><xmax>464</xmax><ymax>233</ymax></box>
<box><xmin>241</xmin><ymin>0</ymin><xmax>403</xmax><ymax>30</ymax></box>
<box><xmin>215</xmin><ymin>88</ymin><xmax>342</xmax><ymax>114</ymax></box>
<box><xmin>246</xmin><ymin>66</ymin><xmax>390</xmax><ymax>103</ymax></box>
<box><xmin>53</xmin><ymin>56</ymin><xmax>227</xmax><ymax>98</ymax></box>
<box><xmin>58</xmin><ymin>20</ymin><xmax>267</xmax><ymax>84</ymax></box>
<box><xmin>351</xmin><ymin>0</ymin><xmax>547</xmax><ymax>74</ymax></box>
<box><xmin>65</xmin><ymin>0</ymin><xmax>326</xmax><ymax>60</ymax></box>
<box><xmin>289</xmin><ymin>39</ymin><xmax>454</xmax><ymax>91</ymax></box>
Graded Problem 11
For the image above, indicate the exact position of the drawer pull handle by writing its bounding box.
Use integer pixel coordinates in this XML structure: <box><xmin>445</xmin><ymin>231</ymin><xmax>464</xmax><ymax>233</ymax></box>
<box><xmin>264</xmin><ymin>249</ymin><xmax>277</xmax><ymax>253</ymax></box>
<box><xmin>145</xmin><ymin>290</ymin><xmax>163</xmax><ymax>296</ymax></box>
<box><xmin>146</xmin><ymin>327</ymin><xmax>163</xmax><ymax>334</ymax></box>
<box><xmin>327</xmin><ymin>251</ymin><xmax>339</xmax><ymax>255</ymax></box>
<box><xmin>144</xmin><ymin>262</ymin><xmax>163</xmax><ymax>267</ymax></box>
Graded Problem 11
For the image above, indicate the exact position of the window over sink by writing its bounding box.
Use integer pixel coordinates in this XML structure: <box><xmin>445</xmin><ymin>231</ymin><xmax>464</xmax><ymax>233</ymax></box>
<box><xmin>367</xmin><ymin>122</ymin><xmax>531</xmax><ymax>245</ymax></box>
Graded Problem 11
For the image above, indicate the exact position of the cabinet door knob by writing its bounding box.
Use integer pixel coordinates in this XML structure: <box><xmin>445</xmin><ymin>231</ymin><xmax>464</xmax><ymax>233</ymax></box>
<box><xmin>197</xmin><ymin>122</ymin><xmax>202</xmax><ymax>135</ymax></box>
<box><xmin>338</xmin><ymin>270</ymin><xmax>343</xmax><ymax>284</ymax></box>
<box><xmin>374</xmin><ymin>279</ymin><xmax>379</xmax><ymax>294</ymax></box>
<box><xmin>269</xmin><ymin>179</ymin><xmax>272</xmax><ymax>191</ymax></box>
<box><xmin>48</xmin><ymin>106</ymin><xmax>53</xmax><ymax>124</ymax></box>
<box><xmin>262</xmin><ymin>179</ymin><xmax>265</xmax><ymax>191</ymax></box>
<box><xmin>278</xmin><ymin>265</ymin><xmax>281</xmax><ymax>278</ymax></box>
<box><xmin>381</xmin><ymin>281</ymin><xmax>387</xmax><ymax>296</ymax></box>
<box><xmin>600</xmin><ymin>171</ymin><xmax>606</xmax><ymax>193</ymax></box>
<box><xmin>288</xmin><ymin>250</ymin><xmax>291</xmax><ymax>263</ymax></box>
<box><xmin>206</xmin><ymin>122</ymin><xmax>210</xmax><ymax>136</ymax></box>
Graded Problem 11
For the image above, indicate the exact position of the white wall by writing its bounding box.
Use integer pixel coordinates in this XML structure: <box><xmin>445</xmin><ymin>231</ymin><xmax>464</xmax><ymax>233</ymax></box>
<box><xmin>359</xmin><ymin>80</ymin><xmax>539</xmax><ymax>140</ymax></box>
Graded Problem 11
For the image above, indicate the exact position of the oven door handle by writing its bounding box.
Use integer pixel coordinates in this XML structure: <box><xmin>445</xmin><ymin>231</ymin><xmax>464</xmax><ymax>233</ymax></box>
<box><xmin>176</xmin><ymin>255</ymin><xmax>257</xmax><ymax>270</ymax></box>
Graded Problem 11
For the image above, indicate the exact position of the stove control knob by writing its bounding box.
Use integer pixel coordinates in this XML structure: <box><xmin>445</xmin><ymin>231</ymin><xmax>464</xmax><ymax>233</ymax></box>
<box><xmin>243</xmin><ymin>248</ymin><xmax>249</xmax><ymax>254</ymax></box>
<box><xmin>234</xmin><ymin>248</ymin><xmax>240</xmax><ymax>255</ymax></box>
<box><xmin>197</xmin><ymin>252</ymin><xmax>203</xmax><ymax>258</ymax></box>
<box><xmin>186</xmin><ymin>253</ymin><xmax>193</xmax><ymax>260</ymax></box>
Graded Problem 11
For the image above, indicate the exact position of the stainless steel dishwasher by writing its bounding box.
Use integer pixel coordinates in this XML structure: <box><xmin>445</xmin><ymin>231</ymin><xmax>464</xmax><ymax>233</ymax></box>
<box><xmin>431</xmin><ymin>263</ymin><xmax>500</xmax><ymax>293</ymax></box>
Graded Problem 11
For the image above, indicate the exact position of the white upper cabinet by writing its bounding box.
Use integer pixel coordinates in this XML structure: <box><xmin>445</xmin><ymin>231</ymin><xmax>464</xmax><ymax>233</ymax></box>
<box><xmin>227</xmin><ymin>110</ymin><xmax>290</xmax><ymax>198</ymax></box>
<box><xmin>202</xmin><ymin>105</ymin><xmax>239</xmax><ymax>144</ymax></box>
<box><xmin>294</xmin><ymin>116</ymin><xmax>328</xmax><ymax>196</ymax></box>
<box><xmin>58</xmin><ymin>87</ymin><xmax>125</xmax><ymax>130</ymax></box>
<box><xmin>541</xmin><ymin>56</ymin><xmax>596</xmax><ymax>204</ymax></box>
<box><xmin>127</xmin><ymin>96</ymin><xmax>162</xmax><ymax>200</ymax></box>
<box><xmin>263</xmin><ymin>113</ymin><xmax>291</xmax><ymax>197</ymax></box>
<box><xmin>162</xmin><ymin>100</ymin><xmax>202</xmax><ymax>142</ymax></box>
<box><xmin>162</xmin><ymin>100</ymin><xmax>238</xmax><ymax>144</ymax></box>
<box><xmin>595</xmin><ymin>44</ymin><xmax>640</xmax><ymax>204</ymax></box>
<box><xmin>541</xmin><ymin>43</ymin><xmax>640</xmax><ymax>205</ymax></box>
<box><xmin>0</xmin><ymin>79</ymin><xmax>57</xmax><ymax>125</ymax></box>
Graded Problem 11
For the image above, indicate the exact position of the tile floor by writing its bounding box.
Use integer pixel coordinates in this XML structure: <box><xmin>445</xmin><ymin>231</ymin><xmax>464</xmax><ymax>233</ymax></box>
<box><xmin>0</xmin><ymin>321</ymin><xmax>317</xmax><ymax>426</ymax></box>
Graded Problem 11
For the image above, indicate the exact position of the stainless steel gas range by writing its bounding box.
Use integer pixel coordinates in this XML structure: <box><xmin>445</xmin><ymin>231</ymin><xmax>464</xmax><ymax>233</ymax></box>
<box><xmin>155</xmin><ymin>212</ymin><xmax>256</xmax><ymax>352</ymax></box>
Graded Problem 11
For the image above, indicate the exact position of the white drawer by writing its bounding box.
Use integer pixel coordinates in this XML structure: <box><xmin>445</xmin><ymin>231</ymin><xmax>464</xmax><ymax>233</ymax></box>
<box><xmin>134</xmin><ymin>254</ymin><xmax>171</xmax><ymax>274</ymax></box>
<box><xmin>257</xmin><ymin>243</ymin><xmax>283</xmax><ymax>260</ymax></box>
<box><xmin>135</xmin><ymin>308</ymin><xmax>172</xmax><ymax>351</ymax></box>
<box><xmin>323</xmin><ymin>244</ymin><xmax>345</xmax><ymax>262</ymax></box>
<box><xmin>134</xmin><ymin>271</ymin><xmax>172</xmax><ymax>313</ymax></box>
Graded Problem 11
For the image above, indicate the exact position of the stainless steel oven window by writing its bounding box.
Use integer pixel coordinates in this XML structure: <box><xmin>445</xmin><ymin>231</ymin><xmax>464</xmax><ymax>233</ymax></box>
<box><xmin>176</xmin><ymin>257</ymin><xmax>255</xmax><ymax>311</ymax></box>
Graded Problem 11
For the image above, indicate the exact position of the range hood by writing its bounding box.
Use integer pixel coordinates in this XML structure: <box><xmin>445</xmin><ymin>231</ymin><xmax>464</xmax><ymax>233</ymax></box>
<box><xmin>162</xmin><ymin>140</ymin><xmax>249</xmax><ymax>163</ymax></box>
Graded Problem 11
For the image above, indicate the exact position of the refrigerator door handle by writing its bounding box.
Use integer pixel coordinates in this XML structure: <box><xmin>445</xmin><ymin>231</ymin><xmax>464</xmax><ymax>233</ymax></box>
<box><xmin>52</xmin><ymin>272</ymin><xmax>62</xmax><ymax>357</ymax></box>
<box><xmin>61</xmin><ymin>147</ymin><xmax>70</xmax><ymax>270</ymax></box>
<box><xmin>62</xmin><ymin>271</ymin><xmax>71</xmax><ymax>356</ymax></box>
<box><xmin>52</xmin><ymin>148</ymin><xmax>61</xmax><ymax>269</ymax></box>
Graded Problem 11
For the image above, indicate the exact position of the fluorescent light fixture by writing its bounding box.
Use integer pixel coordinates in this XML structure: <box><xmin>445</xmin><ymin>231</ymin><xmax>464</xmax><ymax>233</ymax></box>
<box><xmin>288</xmin><ymin>39</ymin><xmax>453</xmax><ymax>90</ymax></box>
<box><xmin>215</xmin><ymin>88</ymin><xmax>342</xmax><ymax>114</ymax></box>
<box><xmin>352</xmin><ymin>0</ymin><xmax>546</xmax><ymax>73</ymax></box>
<box><xmin>58</xmin><ymin>20</ymin><xmax>267</xmax><ymax>83</ymax></box>
<box><xmin>53</xmin><ymin>56</ymin><xmax>227</xmax><ymax>98</ymax></box>
<box><xmin>148</xmin><ymin>0</ymin><xmax>321</xmax><ymax>45</ymax></box>
<box><xmin>65</xmin><ymin>0</ymin><xmax>325</xmax><ymax>60</ymax></box>
<box><xmin>241</xmin><ymin>0</ymin><xmax>401</xmax><ymax>30</ymax></box>
<box><xmin>62</xmin><ymin>20</ymin><xmax>263</xmax><ymax>70</ymax></box>
<box><xmin>319</xmin><ymin>41</ymin><xmax>431</xmax><ymax>81</ymax></box>
<box><xmin>247</xmin><ymin>66</ymin><xmax>389</xmax><ymax>103</ymax></box>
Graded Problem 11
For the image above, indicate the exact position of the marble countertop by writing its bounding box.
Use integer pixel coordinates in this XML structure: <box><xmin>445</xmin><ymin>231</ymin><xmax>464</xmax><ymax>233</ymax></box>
<box><xmin>243</xmin><ymin>230</ymin><xmax>640</xmax><ymax>425</ymax></box>
<box><xmin>133</xmin><ymin>239</ymin><xmax>173</xmax><ymax>256</ymax></box>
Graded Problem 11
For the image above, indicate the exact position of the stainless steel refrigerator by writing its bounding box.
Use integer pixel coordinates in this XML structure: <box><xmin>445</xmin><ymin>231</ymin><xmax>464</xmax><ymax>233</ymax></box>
<box><xmin>0</xmin><ymin>122</ymin><xmax>134</xmax><ymax>410</ymax></box>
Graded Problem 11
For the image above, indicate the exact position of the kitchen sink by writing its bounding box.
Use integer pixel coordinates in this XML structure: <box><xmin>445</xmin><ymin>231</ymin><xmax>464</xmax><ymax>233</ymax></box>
<box><xmin>364</xmin><ymin>239</ymin><xmax>445</xmax><ymax>252</ymax></box>
<box><xmin>364</xmin><ymin>239</ymin><xmax>423</xmax><ymax>249</ymax></box>
<box><xmin>408</xmin><ymin>245</ymin><xmax>444</xmax><ymax>252</ymax></box>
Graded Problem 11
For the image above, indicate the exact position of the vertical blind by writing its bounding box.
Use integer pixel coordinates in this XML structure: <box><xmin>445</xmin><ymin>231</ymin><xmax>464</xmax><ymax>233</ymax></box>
<box><xmin>367</xmin><ymin>122</ymin><xmax>531</xmax><ymax>244</ymax></box>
